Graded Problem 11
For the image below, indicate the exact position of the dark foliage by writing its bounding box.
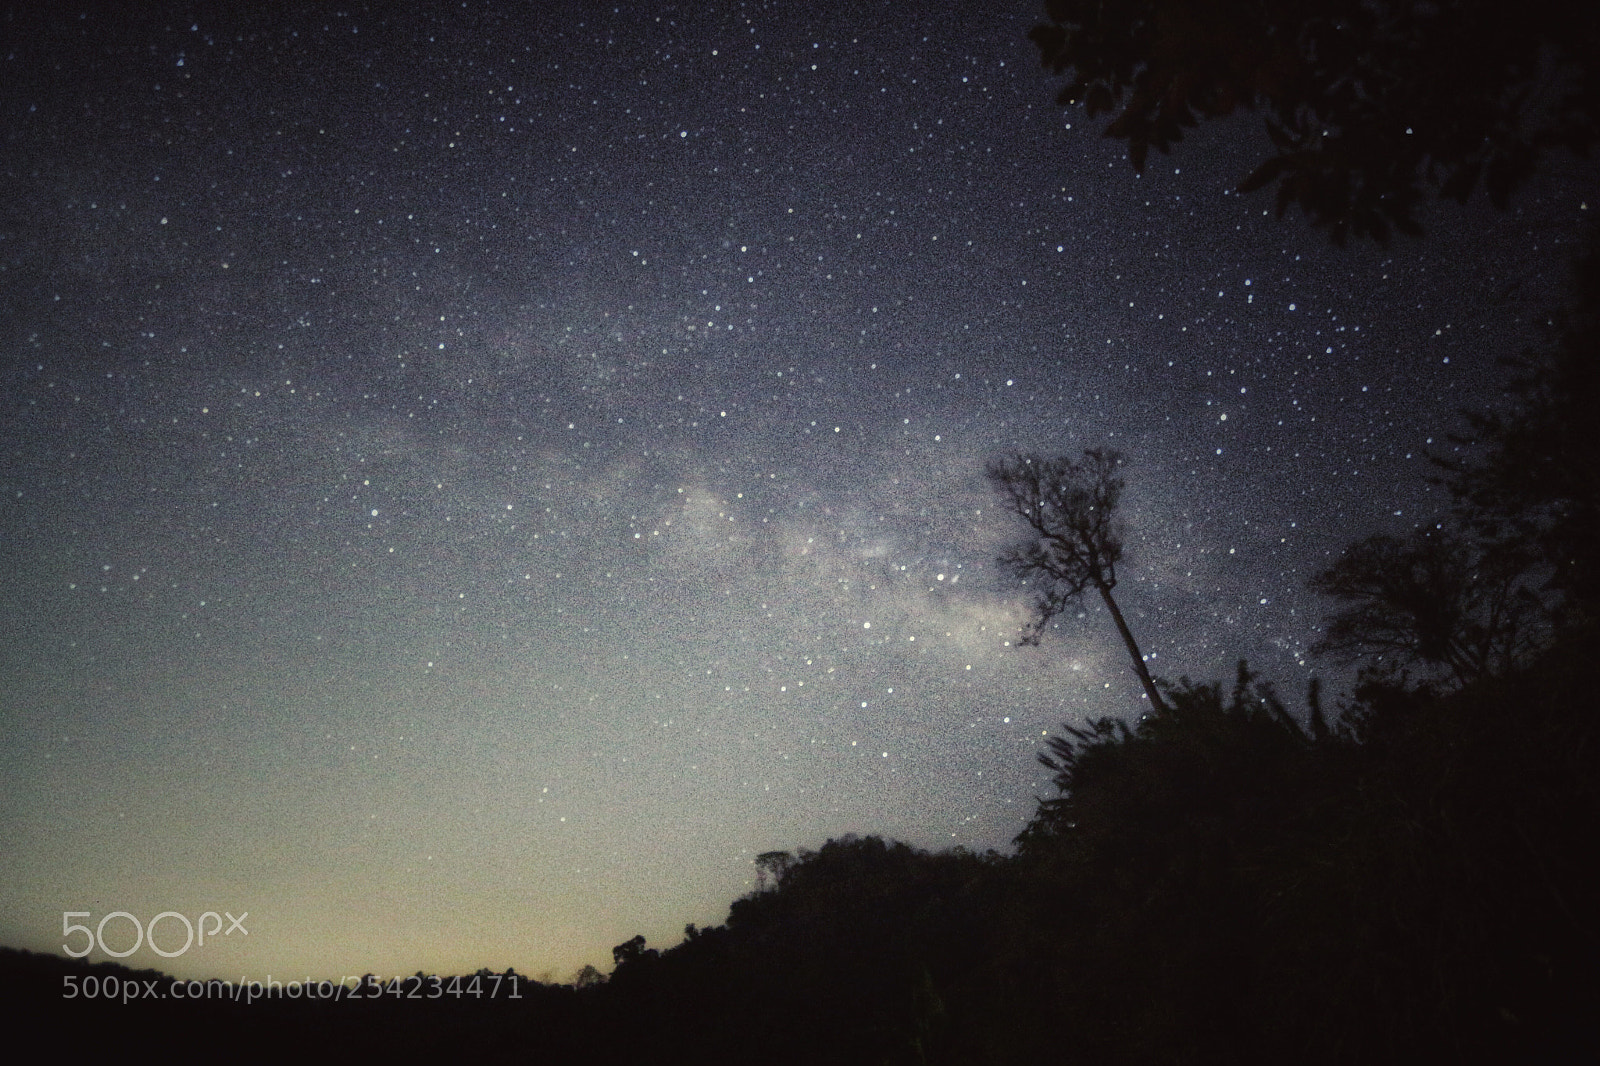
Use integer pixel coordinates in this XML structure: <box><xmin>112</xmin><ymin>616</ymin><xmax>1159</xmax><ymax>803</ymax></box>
<box><xmin>1030</xmin><ymin>0</ymin><xmax>1600</xmax><ymax>242</ymax></box>
<box><xmin>596</xmin><ymin>834</ymin><xmax>1008</xmax><ymax>1064</ymax></box>
<box><xmin>1440</xmin><ymin>228</ymin><xmax>1600</xmax><ymax>623</ymax></box>
<box><xmin>1307</xmin><ymin>527</ymin><xmax>1550</xmax><ymax>686</ymax></box>
<box><xmin>1003</xmin><ymin>666</ymin><xmax>1350</xmax><ymax>1062</ymax></box>
<box><xmin>1308</xmin><ymin>227</ymin><xmax>1600</xmax><ymax>694</ymax></box>
<box><xmin>1000</xmin><ymin>647</ymin><xmax>1599</xmax><ymax>1063</ymax></box>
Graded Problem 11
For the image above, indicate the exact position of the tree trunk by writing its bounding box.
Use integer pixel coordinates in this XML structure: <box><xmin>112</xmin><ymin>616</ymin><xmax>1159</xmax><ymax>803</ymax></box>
<box><xmin>1097</xmin><ymin>582</ymin><xmax>1168</xmax><ymax>713</ymax></box>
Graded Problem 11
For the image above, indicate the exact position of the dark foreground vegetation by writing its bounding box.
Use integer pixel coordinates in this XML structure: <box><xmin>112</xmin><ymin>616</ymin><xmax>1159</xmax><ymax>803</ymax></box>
<box><xmin>8</xmin><ymin>638</ymin><xmax>1597</xmax><ymax>1061</ymax></box>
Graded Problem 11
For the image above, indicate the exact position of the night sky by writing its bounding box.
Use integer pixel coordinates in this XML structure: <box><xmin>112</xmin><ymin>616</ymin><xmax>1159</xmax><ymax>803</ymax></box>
<box><xmin>2</xmin><ymin>2</ymin><xmax>1591</xmax><ymax>983</ymax></box>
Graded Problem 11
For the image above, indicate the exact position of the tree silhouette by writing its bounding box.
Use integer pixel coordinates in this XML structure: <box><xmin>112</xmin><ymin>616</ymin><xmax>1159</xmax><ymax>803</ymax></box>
<box><xmin>1008</xmin><ymin>663</ymin><xmax>1345</xmax><ymax>1062</ymax></box>
<box><xmin>1442</xmin><ymin>229</ymin><xmax>1600</xmax><ymax>622</ymax></box>
<box><xmin>754</xmin><ymin>850</ymin><xmax>794</xmax><ymax>892</ymax></box>
<box><xmin>1308</xmin><ymin>527</ymin><xmax>1549</xmax><ymax>686</ymax></box>
<box><xmin>1029</xmin><ymin>0</ymin><xmax>1600</xmax><ymax>243</ymax></box>
<box><xmin>610</xmin><ymin>934</ymin><xmax>657</xmax><ymax>970</ymax></box>
<box><xmin>987</xmin><ymin>448</ymin><xmax>1167</xmax><ymax>712</ymax></box>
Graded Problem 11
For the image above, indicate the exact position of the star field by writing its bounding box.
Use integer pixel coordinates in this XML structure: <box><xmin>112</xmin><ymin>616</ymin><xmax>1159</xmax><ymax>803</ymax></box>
<box><xmin>1</xmin><ymin>2</ymin><xmax>1590</xmax><ymax>982</ymax></box>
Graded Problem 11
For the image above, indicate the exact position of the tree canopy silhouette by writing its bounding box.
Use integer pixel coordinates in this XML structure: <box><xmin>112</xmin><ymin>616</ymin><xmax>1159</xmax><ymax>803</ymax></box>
<box><xmin>1030</xmin><ymin>0</ymin><xmax>1600</xmax><ymax>242</ymax></box>
<box><xmin>1442</xmin><ymin>228</ymin><xmax>1600</xmax><ymax>622</ymax></box>
<box><xmin>987</xmin><ymin>448</ymin><xmax>1167</xmax><ymax>711</ymax></box>
<box><xmin>1307</xmin><ymin>528</ymin><xmax>1549</xmax><ymax>687</ymax></box>
<box><xmin>1311</xmin><ymin>229</ymin><xmax>1600</xmax><ymax>688</ymax></box>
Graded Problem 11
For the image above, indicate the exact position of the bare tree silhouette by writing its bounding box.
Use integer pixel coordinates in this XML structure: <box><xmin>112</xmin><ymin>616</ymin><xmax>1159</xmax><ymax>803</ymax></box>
<box><xmin>987</xmin><ymin>448</ymin><xmax>1167</xmax><ymax>712</ymax></box>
